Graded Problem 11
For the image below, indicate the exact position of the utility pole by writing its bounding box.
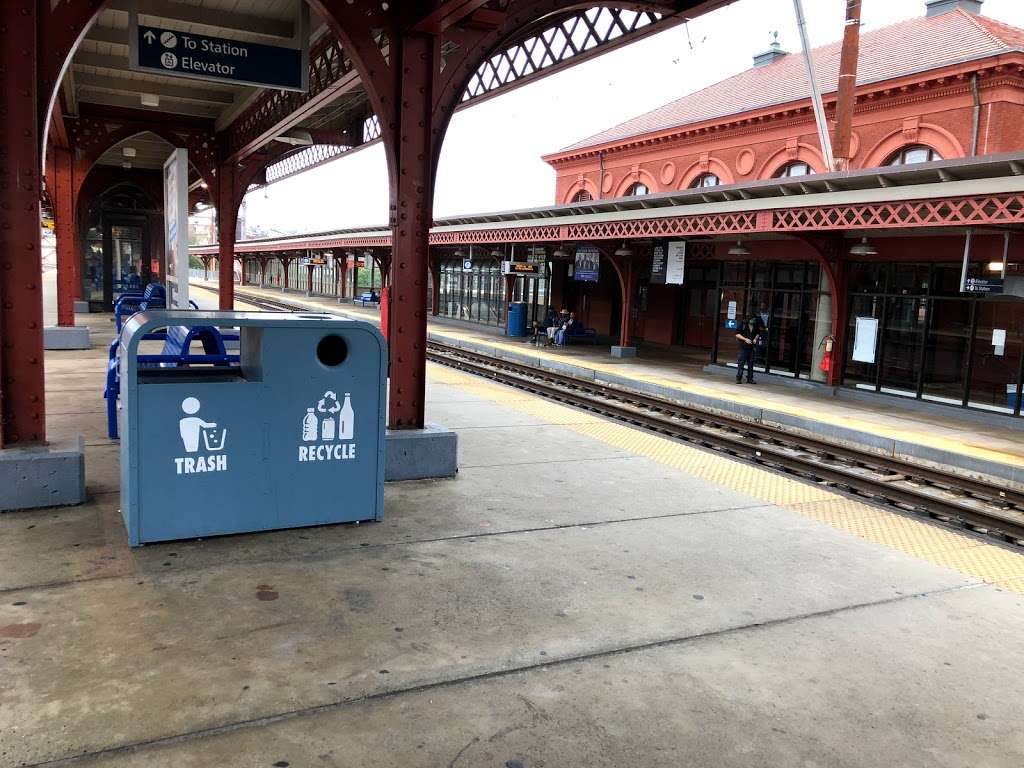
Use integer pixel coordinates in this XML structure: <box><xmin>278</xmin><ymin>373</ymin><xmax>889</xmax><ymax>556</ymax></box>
<box><xmin>792</xmin><ymin>0</ymin><xmax>835</xmax><ymax>171</ymax></box>
<box><xmin>833</xmin><ymin>0</ymin><xmax>862</xmax><ymax>171</ymax></box>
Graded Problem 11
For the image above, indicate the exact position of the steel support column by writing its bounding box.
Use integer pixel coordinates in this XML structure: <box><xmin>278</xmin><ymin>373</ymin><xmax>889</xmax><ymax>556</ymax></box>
<box><xmin>52</xmin><ymin>146</ymin><xmax>77</xmax><ymax>327</ymax></box>
<box><xmin>387</xmin><ymin>33</ymin><xmax>434</xmax><ymax>430</ymax></box>
<box><xmin>430</xmin><ymin>258</ymin><xmax>440</xmax><ymax>316</ymax></box>
<box><xmin>619</xmin><ymin>258</ymin><xmax>634</xmax><ymax>348</ymax></box>
<box><xmin>216</xmin><ymin>161</ymin><xmax>237</xmax><ymax>309</ymax></box>
<box><xmin>0</xmin><ymin>1</ymin><xmax>45</xmax><ymax>446</ymax></box>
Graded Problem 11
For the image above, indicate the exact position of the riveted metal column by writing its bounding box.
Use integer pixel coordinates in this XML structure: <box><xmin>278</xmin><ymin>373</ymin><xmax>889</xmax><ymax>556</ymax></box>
<box><xmin>619</xmin><ymin>258</ymin><xmax>634</xmax><ymax>348</ymax></box>
<box><xmin>0</xmin><ymin>0</ymin><xmax>45</xmax><ymax>446</ymax></box>
<box><xmin>388</xmin><ymin>32</ymin><xmax>434</xmax><ymax>430</ymax></box>
<box><xmin>53</xmin><ymin>145</ymin><xmax>76</xmax><ymax>327</ymax></box>
<box><xmin>216</xmin><ymin>161</ymin><xmax>236</xmax><ymax>309</ymax></box>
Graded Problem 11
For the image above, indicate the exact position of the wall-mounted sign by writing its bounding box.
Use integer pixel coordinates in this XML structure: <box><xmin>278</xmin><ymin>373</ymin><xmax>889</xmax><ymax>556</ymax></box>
<box><xmin>650</xmin><ymin>243</ymin><xmax>667</xmax><ymax>285</ymax></box>
<box><xmin>573</xmin><ymin>245</ymin><xmax>600</xmax><ymax>283</ymax></box>
<box><xmin>129</xmin><ymin>3</ymin><xmax>309</xmax><ymax>92</ymax></box>
<box><xmin>502</xmin><ymin>261</ymin><xmax>544</xmax><ymax>277</ymax></box>
<box><xmin>963</xmin><ymin>276</ymin><xmax>1004</xmax><ymax>294</ymax></box>
<box><xmin>665</xmin><ymin>241</ymin><xmax>686</xmax><ymax>285</ymax></box>
<box><xmin>163</xmin><ymin>148</ymin><xmax>189</xmax><ymax>309</ymax></box>
<box><xmin>852</xmin><ymin>316</ymin><xmax>879</xmax><ymax>363</ymax></box>
<box><xmin>463</xmin><ymin>258</ymin><xmax>474</xmax><ymax>272</ymax></box>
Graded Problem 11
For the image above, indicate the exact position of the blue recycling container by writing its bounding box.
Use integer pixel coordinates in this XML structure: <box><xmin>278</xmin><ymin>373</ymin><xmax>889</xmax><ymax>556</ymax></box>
<box><xmin>506</xmin><ymin>301</ymin><xmax>528</xmax><ymax>337</ymax></box>
<box><xmin>1008</xmin><ymin>384</ymin><xmax>1021</xmax><ymax>411</ymax></box>
<box><xmin>119</xmin><ymin>310</ymin><xmax>386</xmax><ymax>546</ymax></box>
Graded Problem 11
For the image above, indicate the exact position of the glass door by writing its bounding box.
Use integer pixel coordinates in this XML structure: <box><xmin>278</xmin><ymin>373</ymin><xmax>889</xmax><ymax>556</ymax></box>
<box><xmin>967</xmin><ymin>299</ymin><xmax>1024</xmax><ymax>415</ymax></box>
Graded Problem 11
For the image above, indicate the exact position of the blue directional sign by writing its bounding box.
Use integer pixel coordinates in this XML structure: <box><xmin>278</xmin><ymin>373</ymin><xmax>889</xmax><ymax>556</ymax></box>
<box><xmin>129</xmin><ymin>21</ymin><xmax>307</xmax><ymax>92</ymax></box>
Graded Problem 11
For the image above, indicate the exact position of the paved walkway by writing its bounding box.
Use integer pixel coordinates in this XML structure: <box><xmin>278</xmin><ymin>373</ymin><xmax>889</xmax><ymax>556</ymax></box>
<box><xmin>3</xmin><ymin>284</ymin><xmax>1024</xmax><ymax>766</ymax></box>
<box><xmin>197</xmin><ymin>281</ymin><xmax>1024</xmax><ymax>486</ymax></box>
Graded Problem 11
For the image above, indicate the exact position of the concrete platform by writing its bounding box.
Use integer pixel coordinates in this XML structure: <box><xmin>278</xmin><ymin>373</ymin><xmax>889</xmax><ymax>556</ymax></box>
<box><xmin>205</xmin><ymin>283</ymin><xmax>1024</xmax><ymax>491</ymax></box>
<box><xmin>5</xmin><ymin>282</ymin><xmax>1024</xmax><ymax>767</ymax></box>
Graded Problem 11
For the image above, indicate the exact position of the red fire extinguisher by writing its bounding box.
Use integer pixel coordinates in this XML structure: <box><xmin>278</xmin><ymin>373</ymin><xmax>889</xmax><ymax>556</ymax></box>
<box><xmin>819</xmin><ymin>334</ymin><xmax>836</xmax><ymax>374</ymax></box>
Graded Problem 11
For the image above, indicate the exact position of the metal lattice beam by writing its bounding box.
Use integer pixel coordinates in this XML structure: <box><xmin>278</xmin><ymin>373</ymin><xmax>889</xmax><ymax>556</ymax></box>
<box><xmin>250</xmin><ymin>7</ymin><xmax>687</xmax><ymax>182</ymax></box>
<box><xmin>191</xmin><ymin>193</ymin><xmax>1024</xmax><ymax>254</ymax></box>
<box><xmin>459</xmin><ymin>8</ymin><xmax>668</xmax><ymax>106</ymax></box>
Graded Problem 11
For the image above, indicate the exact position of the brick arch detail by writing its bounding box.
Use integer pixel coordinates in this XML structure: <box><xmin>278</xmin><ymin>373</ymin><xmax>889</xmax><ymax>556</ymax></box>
<box><xmin>757</xmin><ymin>143</ymin><xmax>826</xmax><ymax>180</ymax></box>
<box><xmin>679</xmin><ymin>157</ymin><xmax>735</xmax><ymax>189</ymax></box>
<box><xmin>562</xmin><ymin>176</ymin><xmax>601</xmax><ymax>204</ymax></box>
<box><xmin>613</xmin><ymin>167</ymin><xmax>659</xmax><ymax>197</ymax></box>
<box><xmin>860</xmin><ymin>123</ymin><xmax>965</xmax><ymax>169</ymax></box>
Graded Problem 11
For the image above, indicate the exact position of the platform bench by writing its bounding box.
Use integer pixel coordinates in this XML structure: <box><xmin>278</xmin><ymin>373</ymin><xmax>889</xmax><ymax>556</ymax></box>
<box><xmin>564</xmin><ymin>328</ymin><xmax>599</xmax><ymax>346</ymax></box>
<box><xmin>104</xmin><ymin>325</ymin><xmax>239</xmax><ymax>439</ymax></box>
<box><xmin>114</xmin><ymin>283</ymin><xmax>166</xmax><ymax>333</ymax></box>
<box><xmin>355</xmin><ymin>291</ymin><xmax>380</xmax><ymax>307</ymax></box>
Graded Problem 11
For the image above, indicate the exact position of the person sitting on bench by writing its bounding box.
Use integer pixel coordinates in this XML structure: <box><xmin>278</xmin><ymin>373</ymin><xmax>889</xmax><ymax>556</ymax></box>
<box><xmin>555</xmin><ymin>312</ymin><xmax>582</xmax><ymax>346</ymax></box>
<box><xmin>547</xmin><ymin>308</ymin><xmax>569</xmax><ymax>345</ymax></box>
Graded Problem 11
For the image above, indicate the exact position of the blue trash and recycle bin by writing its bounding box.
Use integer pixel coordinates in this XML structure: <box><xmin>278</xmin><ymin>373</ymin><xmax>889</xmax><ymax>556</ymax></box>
<box><xmin>506</xmin><ymin>301</ymin><xmax>528</xmax><ymax>337</ymax></box>
<box><xmin>118</xmin><ymin>310</ymin><xmax>386</xmax><ymax>546</ymax></box>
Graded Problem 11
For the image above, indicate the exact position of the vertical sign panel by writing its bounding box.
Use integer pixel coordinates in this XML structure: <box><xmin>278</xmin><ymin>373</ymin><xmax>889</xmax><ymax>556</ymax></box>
<box><xmin>574</xmin><ymin>245</ymin><xmax>600</xmax><ymax>283</ymax></box>
<box><xmin>665</xmin><ymin>241</ymin><xmax>686</xmax><ymax>285</ymax></box>
<box><xmin>164</xmin><ymin>149</ymin><xmax>190</xmax><ymax>309</ymax></box>
<box><xmin>650</xmin><ymin>243</ymin><xmax>667</xmax><ymax>285</ymax></box>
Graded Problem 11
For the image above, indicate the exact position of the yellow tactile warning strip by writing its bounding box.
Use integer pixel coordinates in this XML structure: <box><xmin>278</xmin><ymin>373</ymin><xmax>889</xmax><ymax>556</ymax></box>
<box><xmin>428</xmin><ymin>324</ymin><xmax>1024</xmax><ymax>469</ymax></box>
<box><xmin>428</xmin><ymin>361</ymin><xmax>1024</xmax><ymax>595</ymax></box>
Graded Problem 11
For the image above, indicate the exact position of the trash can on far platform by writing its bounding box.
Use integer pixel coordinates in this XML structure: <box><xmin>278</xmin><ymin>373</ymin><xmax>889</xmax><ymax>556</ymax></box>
<box><xmin>506</xmin><ymin>301</ymin><xmax>528</xmax><ymax>337</ymax></box>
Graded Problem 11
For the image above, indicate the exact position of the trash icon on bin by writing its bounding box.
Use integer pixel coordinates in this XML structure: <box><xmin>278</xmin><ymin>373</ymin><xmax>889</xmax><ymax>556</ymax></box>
<box><xmin>202</xmin><ymin>425</ymin><xmax>227</xmax><ymax>452</ymax></box>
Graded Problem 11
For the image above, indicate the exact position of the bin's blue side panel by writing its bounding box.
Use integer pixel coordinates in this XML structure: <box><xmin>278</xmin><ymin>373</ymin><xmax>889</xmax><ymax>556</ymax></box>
<box><xmin>123</xmin><ymin>317</ymin><xmax>386</xmax><ymax>545</ymax></box>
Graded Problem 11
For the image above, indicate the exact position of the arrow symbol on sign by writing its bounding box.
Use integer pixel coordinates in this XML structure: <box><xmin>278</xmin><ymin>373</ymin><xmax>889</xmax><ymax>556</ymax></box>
<box><xmin>143</xmin><ymin>30</ymin><xmax>156</xmax><ymax>44</ymax></box>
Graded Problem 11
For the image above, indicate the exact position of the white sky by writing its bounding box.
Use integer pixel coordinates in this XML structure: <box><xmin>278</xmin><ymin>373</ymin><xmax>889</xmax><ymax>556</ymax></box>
<box><xmin>237</xmin><ymin>0</ymin><xmax>1024</xmax><ymax>235</ymax></box>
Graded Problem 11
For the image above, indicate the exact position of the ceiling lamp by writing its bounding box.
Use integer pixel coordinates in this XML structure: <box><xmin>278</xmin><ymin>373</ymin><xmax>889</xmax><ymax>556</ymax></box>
<box><xmin>850</xmin><ymin>237</ymin><xmax>877</xmax><ymax>256</ymax></box>
<box><xmin>140</xmin><ymin>93</ymin><xmax>159</xmax><ymax>107</ymax></box>
<box><xmin>728</xmin><ymin>240</ymin><xmax>750</xmax><ymax>256</ymax></box>
<box><xmin>614</xmin><ymin>241</ymin><xmax>633</xmax><ymax>257</ymax></box>
<box><xmin>121</xmin><ymin>161</ymin><xmax>132</xmax><ymax>169</ymax></box>
<box><xmin>552</xmin><ymin>246</ymin><xmax>568</xmax><ymax>259</ymax></box>
<box><xmin>199</xmin><ymin>181</ymin><xmax>208</xmax><ymax>189</ymax></box>
<box><xmin>122</xmin><ymin>147</ymin><xmax>137</xmax><ymax>158</ymax></box>
<box><xmin>490</xmin><ymin>248</ymin><xmax>503</xmax><ymax>259</ymax></box>
<box><xmin>275</xmin><ymin>129</ymin><xmax>314</xmax><ymax>147</ymax></box>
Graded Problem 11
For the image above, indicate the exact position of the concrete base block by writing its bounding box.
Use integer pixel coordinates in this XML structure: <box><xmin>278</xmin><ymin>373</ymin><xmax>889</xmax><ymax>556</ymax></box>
<box><xmin>385</xmin><ymin>423</ymin><xmax>458</xmax><ymax>481</ymax></box>
<box><xmin>0</xmin><ymin>436</ymin><xmax>86</xmax><ymax>511</ymax></box>
<box><xmin>43</xmin><ymin>325</ymin><xmax>91</xmax><ymax>350</ymax></box>
<box><xmin>610</xmin><ymin>346</ymin><xmax>637</xmax><ymax>358</ymax></box>
<box><xmin>73</xmin><ymin>300</ymin><xmax>90</xmax><ymax>314</ymax></box>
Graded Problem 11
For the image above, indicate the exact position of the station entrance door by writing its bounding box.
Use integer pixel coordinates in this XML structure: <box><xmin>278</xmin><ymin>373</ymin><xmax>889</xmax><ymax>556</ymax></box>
<box><xmin>678</xmin><ymin>263</ymin><xmax>719</xmax><ymax>350</ymax></box>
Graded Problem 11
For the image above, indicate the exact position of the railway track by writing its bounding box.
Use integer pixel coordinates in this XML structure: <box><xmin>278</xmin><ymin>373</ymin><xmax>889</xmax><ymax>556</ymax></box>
<box><xmin>230</xmin><ymin>287</ymin><xmax>1024</xmax><ymax>549</ymax></box>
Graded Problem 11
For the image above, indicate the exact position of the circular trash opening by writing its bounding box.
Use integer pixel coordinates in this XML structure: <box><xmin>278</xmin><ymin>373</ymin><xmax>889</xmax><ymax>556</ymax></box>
<box><xmin>316</xmin><ymin>334</ymin><xmax>348</xmax><ymax>367</ymax></box>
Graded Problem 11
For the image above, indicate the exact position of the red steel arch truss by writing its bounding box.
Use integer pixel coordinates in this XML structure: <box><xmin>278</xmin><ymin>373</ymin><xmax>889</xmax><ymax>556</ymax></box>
<box><xmin>257</xmin><ymin>7</ymin><xmax>683</xmax><ymax>183</ymax></box>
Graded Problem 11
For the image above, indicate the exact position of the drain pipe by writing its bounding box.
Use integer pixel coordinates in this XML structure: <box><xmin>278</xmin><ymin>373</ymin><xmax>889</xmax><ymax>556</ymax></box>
<box><xmin>597</xmin><ymin>151</ymin><xmax>605</xmax><ymax>200</ymax></box>
<box><xmin>970</xmin><ymin>73</ymin><xmax>981</xmax><ymax>156</ymax></box>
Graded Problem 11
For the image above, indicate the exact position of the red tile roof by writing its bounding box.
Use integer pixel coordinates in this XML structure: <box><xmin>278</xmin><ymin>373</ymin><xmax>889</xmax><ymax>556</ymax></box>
<box><xmin>557</xmin><ymin>9</ymin><xmax>1024</xmax><ymax>154</ymax></box>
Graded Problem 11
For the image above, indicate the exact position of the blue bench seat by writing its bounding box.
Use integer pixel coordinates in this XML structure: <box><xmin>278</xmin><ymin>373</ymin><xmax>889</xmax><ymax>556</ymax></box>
<box><xmin>355</xmin><ymin>291</ymin><xmax>380</xmax><ymax>307</ymax></box>
<box><xmin>105</xmin><ymin>325</ymin><xmax>239</xmax><ymax>439</ymax></box>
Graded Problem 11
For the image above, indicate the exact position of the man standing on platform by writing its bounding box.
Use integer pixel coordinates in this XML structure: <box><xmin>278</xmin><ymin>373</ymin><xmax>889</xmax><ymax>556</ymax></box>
<box><xmin>735</xmin><ymin>317</ymin><xmax>761</xmax><ymax>384</ymax></box>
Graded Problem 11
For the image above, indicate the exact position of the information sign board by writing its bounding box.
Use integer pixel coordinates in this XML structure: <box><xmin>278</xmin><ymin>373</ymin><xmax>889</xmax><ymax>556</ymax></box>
<box><xmin>163</xmin><ymin>149</ymin><xmax>189</xmax><ymax>310</ymax></box>
<box><xmin>574</xmin><ymin>245</ymin><xmax>600</xmax><ymax>282</ymax></box>
<box><xmin>129</xmin><ymin>4</ymin><xmax>308</xmax><ymax>92</ymax></box>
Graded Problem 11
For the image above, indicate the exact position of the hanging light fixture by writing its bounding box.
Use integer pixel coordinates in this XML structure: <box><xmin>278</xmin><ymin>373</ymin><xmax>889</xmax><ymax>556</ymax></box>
<box><xmin>728</xmin><ymin>240</ymin><xmax>751</xmax><ymax>256</ymax></box>
<box><xmin>614</xmin><ymin>240</ymin><xmax>633</xmax><ymax>257</ymax></box>
<box><xmin>850</xmin><ymin>237</ymin><xmax>877</xmax><ymax>256</ymax></box>
<box><xmin>552</xmin><ymin>246</ymin><xmax>568</xmax><ymax>259</ymax></box>
<box><xmin>490</xmin><ymin>247</ymin><xmax>503</xmax><ymax>259</ymax></box>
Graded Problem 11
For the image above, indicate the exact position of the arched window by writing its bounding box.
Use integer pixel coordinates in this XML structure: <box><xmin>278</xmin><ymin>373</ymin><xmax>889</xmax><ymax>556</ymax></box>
<box><xmin>571</xmin><ymin>189</ymin><xmax>592</xmax><ymax>203</ymax></box>
<box><xmin>624</xmin><ymin>182</ymin><xmax>649</xmax><ymax>196</ymax></box>
<box><xmin>773</xmin><ymin>161</ymin><xmax>812</xmax><ymax>178</ymax></box>
<box><xmin>886</xmin><ymin>145</ymin><xmax>943</xmax><ymax>166</ymax></box>
<box><xmin>689</xmin><ymin>172</ymin><xmax>721</xmax><ymax>189</ymax></box>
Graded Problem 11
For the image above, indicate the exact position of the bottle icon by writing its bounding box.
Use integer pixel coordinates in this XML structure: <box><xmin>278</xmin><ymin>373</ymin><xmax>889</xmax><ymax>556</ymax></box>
<box><xmin>302</xmin><ymin>408</ymin><xmax>318</xmax><ymax>442</ymax></box>
<box><xmin>321</xmin><ymin>414</ymin><xmax>336</xmax><ymax>441</ymax></box>
<box><xmin>339</xmin><ymin>393</ymin><xmax>354</xmax><ymax>440</ymax></box>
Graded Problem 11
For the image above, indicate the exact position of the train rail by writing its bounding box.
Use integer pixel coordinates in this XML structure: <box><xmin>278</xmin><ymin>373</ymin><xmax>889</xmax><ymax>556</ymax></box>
<box><xmin>230</xmin><ymin>287</ymin><xmax>1024</xmax><ymax>548</ymax></box>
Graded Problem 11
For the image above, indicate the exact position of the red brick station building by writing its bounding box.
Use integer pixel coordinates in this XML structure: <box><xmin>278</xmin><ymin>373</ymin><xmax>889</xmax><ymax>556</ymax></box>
<box><xmin>195</xmin><ymin>0</ymin><xmax>1024</xmax><ymax>418</ymax></box>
